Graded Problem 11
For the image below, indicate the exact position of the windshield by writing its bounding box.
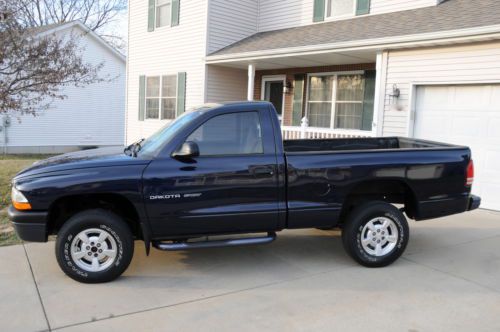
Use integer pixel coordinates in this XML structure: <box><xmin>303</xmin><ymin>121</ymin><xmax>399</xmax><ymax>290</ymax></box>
<box><xmin>137</xmin><ymin>111</ymin><xmax>202</xmax><ymax>157</ymax></box>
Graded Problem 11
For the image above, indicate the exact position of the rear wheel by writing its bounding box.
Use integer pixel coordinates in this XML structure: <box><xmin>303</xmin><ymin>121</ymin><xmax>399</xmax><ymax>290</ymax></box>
<box><xmin>55</xmin><ymin>209</ymin><xmax>134</xmax><ymax>283</ymax></box>
<box><xmin>342</xmin><ymin>201</ymin><xmax>409</xmax><ymax>267</ymax></box>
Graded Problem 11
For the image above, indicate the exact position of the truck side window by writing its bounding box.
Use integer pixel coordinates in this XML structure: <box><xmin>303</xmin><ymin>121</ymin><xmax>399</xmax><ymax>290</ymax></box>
<box><xmin>186</xmin><ymin>112</ymin><xmax>263</xmax><ymax>156</ymax></box>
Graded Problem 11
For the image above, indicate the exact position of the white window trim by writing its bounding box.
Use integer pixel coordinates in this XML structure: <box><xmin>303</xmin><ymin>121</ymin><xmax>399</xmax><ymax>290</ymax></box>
<box><xmin>305</xmin><ymin>70</ymin><xmax>368</xmax><ymax>131</ymax></box>
<box><xmin>325</xmin><ymin>0</ymin><xmax>357</xmax><ymax>21</ymax></box>
<box><xmin>155</xmin><ymin>0</ymin><xmax>172</xmax><ymax>29</ymax></box>
<box><xmin>145</xmin><ymin>74</ymin><xmax>178</xmax><ymax>121</ymax></box>
<box><xmin>260</xmin><ymin>75</ymin><xmax>286</xmax><ymax>124</ymax></box>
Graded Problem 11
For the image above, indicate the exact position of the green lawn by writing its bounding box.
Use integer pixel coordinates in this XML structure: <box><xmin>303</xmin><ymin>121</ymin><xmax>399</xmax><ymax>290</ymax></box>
<box><xmin>0</xmin><ymin>155</ymin><xmax>52</xmax><ymax>246</ymax></box>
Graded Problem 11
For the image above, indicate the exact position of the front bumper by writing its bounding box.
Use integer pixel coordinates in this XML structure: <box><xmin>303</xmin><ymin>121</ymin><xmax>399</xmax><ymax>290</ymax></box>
<box><xmin>8</xmin><ymin>206</ymin><xmax>48</xmax><ymax>242</ymax></box>
<box><xmin>468</xmin><ymin>195</ymin><xmax>481</xmax><ymax>211</ymax></box>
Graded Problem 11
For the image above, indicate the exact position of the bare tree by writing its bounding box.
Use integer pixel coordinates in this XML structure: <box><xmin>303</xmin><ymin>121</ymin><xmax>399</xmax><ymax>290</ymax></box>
<box><xmin>13</xmin><ymin>0</ymin><xmax>127</xmax><ymax>50</ymax></box>
<box><xmin>0</xmin><ymin>4</ymin><xmax>103</xmax><ymax>115</ymax></box>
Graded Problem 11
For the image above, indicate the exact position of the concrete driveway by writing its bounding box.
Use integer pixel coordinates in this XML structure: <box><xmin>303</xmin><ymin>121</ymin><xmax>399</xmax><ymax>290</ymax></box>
<box><xmin>1</xmin><ymin>209</ymin><xmax>500</xmax><ymax>332</ymax></box>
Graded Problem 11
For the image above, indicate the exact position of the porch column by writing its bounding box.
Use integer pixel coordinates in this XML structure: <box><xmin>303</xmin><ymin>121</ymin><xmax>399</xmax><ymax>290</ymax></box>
<box><xmin>373</xmin><ymin>51</ymin><xmax>388</xmax><ymax>136</ymax></box>
<box><xmin>247</xmin><ymin>63</ymin><xmax>255</xmax><ymax>101</ymax></box>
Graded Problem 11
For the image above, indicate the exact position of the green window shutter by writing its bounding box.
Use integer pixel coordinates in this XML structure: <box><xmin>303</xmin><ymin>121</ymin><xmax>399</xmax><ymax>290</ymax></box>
<box><xmin>313</xmin><ymin>0</ymin><xmax>325</xmax><ymax>22</ymax></box>
<box><xmin>292</xmin><ymin>75</ymin><xmax>305</xmax><ymax>126</ymax></box>
<box><xmin>138</xmin><ymin>75</ymin><xmax>146</xmax><ymax>121</ymax></box>
<box><xmin>361</xmin><ymin>70</ymin><xmax>375</xmax><ymax>131</ymax></box>
<box><xmin>148</xmin><ymin>0</ymin><xmax>155</xmax><ymax>31</ymax></box>
<box><xmin>171</xmin><ymin>0</ymin><xmax>180</xmax><ymax>26</ymax></box>
<box><xmin>176</xmin><ymin>72</ymin><xmax>186</xmax><ymax>117</ymax></box>
<box><xmin>356</xmin><ymin>0</ymin><xmax>370</xmax><ymax>15</ymax></box>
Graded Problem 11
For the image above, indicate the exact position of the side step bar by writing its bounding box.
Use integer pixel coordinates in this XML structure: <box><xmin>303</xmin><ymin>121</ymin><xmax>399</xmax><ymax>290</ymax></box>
<box><xmin>153</xmin><ymin>232</ymin><xmax>276</xmax><ymax>251</ymax></box>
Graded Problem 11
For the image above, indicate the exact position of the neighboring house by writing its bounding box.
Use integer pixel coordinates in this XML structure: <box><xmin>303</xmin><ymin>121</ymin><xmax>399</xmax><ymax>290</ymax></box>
<box><xmin>1</xmin><ymin>21</ymin><xmax>126</xmax><ymax>154</ymax></box>
<box><xmin>127</xmin><ymin>0</ymin><xmax>500</xmax><ymax>210</ymax></box>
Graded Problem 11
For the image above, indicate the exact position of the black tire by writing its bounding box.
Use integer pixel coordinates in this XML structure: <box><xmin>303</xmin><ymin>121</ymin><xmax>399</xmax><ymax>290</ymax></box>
<box><xmin>55</xmin><ymin>209</ymin><xmax>134</xmax><ymax>283</ymax></box>
<box><xmin>342</xmin><ymin>201</ymin><xmax>409</xmax><ymax>267</ymax></box>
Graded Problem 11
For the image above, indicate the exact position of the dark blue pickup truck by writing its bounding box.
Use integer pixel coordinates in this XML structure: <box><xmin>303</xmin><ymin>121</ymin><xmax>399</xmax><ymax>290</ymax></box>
<box><xmin>9</xmin><ymin>101</ymin><xmax>480</xmax><ymax>283</ymax></box>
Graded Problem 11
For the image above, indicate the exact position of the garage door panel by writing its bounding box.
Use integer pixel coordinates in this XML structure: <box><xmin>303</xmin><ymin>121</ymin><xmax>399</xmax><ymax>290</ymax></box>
<box><xmin>451</xmin><ymin>117</ymin><xmax>483</xmax><ymax>137</ymax></box>
<box><xmin>487</xmin><ymin>118</ymin><xmax>500</xmax><ymax>138</ymax></box>
<box><xmin>489</xmin><ymin>86</ymin><xmax>500</xmax><ymax>104</ymax></box>
<box><xmin>479</xmin><ymin>183</ymin><xmax>500</xmax><ymax>210</ymax></box>
<box><xmin>484</xmin><ymin>149</ymin><xmax>500</xmax><ymax>171</ymax></box>
<box><xmin>415</xmin><ymin>116</ymin><xmax>450</xmax><ymax>137</ymax></box>
<box><xmin>416</xmin><ymin>86</ymin><xmax>450</xmax><ymax>107</ymax></box>
<box><xmin>453</xmin><ymin>86</ymin><xmax>493</xmax><ymax>108</ymax></box>
<box><xmin>414</xmin><ymin>84</ymin><xmax>500</xmax><ymax>211</ymax></box>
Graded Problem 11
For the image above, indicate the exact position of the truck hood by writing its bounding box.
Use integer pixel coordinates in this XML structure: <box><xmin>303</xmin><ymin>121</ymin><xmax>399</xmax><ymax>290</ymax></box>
<box><xmin>15</xmin><ymin>147</ymin><xmax>151</xmax><ymax>179</ymax></box>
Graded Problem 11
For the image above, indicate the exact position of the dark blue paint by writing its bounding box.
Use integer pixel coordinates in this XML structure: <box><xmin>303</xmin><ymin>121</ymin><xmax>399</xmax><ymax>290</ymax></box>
<box><xmin>9</xmin><ymin>101</ymin><xmax>478</xmax><ymax>244</ymax></box>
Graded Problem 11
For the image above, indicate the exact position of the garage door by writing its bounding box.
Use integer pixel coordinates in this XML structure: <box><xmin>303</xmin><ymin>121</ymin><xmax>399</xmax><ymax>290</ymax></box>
<box><xmin>414</xmin><ymin>84</ymin><xmax>500</xmax><ymax>211</ymax></box>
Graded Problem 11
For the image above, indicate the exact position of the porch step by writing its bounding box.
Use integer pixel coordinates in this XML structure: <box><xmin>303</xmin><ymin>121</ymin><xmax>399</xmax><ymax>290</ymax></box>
<box><xmin>152</xmin><ymin>232</ymin><xmax>277</xmax><ymax>251</ymax></box>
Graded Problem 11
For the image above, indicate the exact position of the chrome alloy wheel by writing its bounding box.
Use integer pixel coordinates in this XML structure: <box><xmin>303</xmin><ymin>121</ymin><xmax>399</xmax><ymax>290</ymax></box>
<box><xmin>70</xmin><ymin>228</ymin><xmax>117</xmax><ymax>272</ymax></box>
<box><xmin>360</xmin><ymin>217</ymin><xmax>399</xmax><ymax>257</ymax></box>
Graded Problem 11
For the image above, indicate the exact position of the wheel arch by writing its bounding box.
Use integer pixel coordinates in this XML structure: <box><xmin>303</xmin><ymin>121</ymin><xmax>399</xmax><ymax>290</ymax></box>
<box><xmin>47</xmin><ymin>193</ymin><xmax>145</xmax><ymax>241</ymax></box>
<box><xmin>339</xmin><ymin>179</ymin><xmax>418</xmax><ymax>226</ymax></box>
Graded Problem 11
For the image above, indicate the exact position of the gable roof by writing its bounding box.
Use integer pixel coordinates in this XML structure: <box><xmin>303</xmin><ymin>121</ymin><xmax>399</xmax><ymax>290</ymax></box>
<box><xmin>209</xmin><ymin>0</ymin><xmax>500</xmax><ymax>58</ymax></box>
<box><xmin>33</xmin><ymin>21</ymin><xmax>126</xmax><ymax>63</ymax></box>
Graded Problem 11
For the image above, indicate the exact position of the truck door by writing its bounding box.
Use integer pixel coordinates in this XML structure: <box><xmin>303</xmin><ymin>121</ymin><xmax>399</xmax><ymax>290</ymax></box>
<box><xmin>143</xmin><ymin>108</ymin><xmax>280</xmax><ymax>237</ymax></box>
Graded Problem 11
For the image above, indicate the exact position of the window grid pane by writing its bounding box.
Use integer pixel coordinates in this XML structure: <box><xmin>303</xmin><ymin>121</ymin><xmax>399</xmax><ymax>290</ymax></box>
<box><xmin>336</xmin><ymin>75</ymin><xmax>365</xmax><ymax>101</ymax></box>
<box><xmin>146</xmin><ymin>99</ymin><xmax>160</xmax><ymax>119</ymax></box>
<box><xmin>161</xmin><ymin>98</ymin><xmax>176</xmax><ymax>119</ymax></box>
<box><xmin>146</xmin><ymin>77</ymin><xmax>160</xmax><ymax>97</ymax></box>
<box><xmin>308</xmin><ymin>102</ymin><xmax>332</xmax><ymax>128</ymax></box>
<box><xmin>308</xmin><ymin>76</ymin><xmax>333</xmax><ymax>101</ymax></box>
<box><xmin>330</xmin><ymin>0</ymin><xmax>355</xmax><ymax>17</ymax></box>
<box><xmin>156</xmin><ymin>2</ymin><xmax>171</xmax><ymax>27</ymax></box>
<box><xmin>162</xmin><ymin>75</ymin><xmax>176</xmax><ymax>97</ymax></box>
<box><xmin>335</xmin><ymin>103</ymin><xmax>363</xmax><ymax>129</ymax></box>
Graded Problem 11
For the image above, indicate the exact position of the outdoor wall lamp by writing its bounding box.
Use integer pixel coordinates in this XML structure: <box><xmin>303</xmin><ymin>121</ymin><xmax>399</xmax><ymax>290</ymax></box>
<box><xmin>389</xmin><ymin>84</ymin><xmax>400</xmax><ymax>100</ymax></box>
<box><xmin>389</xmin><ymin>84</ymin><xmax>402</xmax><ymax>111</ymax></box>
<box><xmin>283</xmin><ymin>81</ymin><xmax>293</xmax><ymax>94</ymax></box>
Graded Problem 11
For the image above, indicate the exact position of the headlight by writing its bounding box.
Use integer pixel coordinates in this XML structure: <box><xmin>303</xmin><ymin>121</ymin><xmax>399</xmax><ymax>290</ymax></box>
<box><xmin>11</xmin><ymin>187</ymin><xmax>32</xmax><ymax>210</ymax></box>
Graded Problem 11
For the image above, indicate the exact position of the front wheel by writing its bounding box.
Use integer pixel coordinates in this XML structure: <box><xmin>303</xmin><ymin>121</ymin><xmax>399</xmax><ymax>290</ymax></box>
<box><xmin>342</xmin><ymin>201</ymin><xmax>409</xmax><ymax>267</ymax></box>
<box><xmin>55</xmin><ymin>209</ymin><xmax>134</xmax><ymax>283</ymax></box>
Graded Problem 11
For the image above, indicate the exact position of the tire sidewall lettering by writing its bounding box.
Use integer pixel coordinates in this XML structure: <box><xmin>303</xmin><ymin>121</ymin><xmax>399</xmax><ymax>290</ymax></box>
<box><xmin>62</xmin><ymin>224</ymin><xmax>123</xmax><ymax>279</ymax></box>
<box><xmin>356</xmin><ymin>210</ymin><xmax>406</xmax><ymax>262</ymax></box>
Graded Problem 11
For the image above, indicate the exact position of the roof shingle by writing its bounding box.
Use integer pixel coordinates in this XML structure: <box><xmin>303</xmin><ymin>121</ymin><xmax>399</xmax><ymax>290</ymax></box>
<box><xmin>209</xmin><ymin>0</ymin><xmax>500</xmax><ymax>56</ymax></box>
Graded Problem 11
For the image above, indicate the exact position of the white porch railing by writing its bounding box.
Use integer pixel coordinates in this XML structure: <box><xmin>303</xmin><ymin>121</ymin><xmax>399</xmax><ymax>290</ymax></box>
<box><xmin>281</xmin><ymin>117</ymin><xmax>374</xmax><ymax>140</ymax></box>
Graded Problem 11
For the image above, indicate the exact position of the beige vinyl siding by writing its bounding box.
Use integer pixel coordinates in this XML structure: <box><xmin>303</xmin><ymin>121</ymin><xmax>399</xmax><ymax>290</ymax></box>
<box><xmin>382</xmin><ymin>41</ymin><xmax>500</xmax><ymax>136</ymax></box>
<box><xmin>205</xmin><ymin>65</ymin><xmax>248</xmax><ymax>102</ymax></box>
<box><xmin>257</xmin><ymin>0</ymin><xmax>438</xmax><ymax>33</ymax></box>
<box><xmin>370</xmin><ymin>0</ymin><xmax>437</xmax><ymax>14</ymax></box>
<box><xmin>258</xmin><ymin>0</ymin><xmax>314</xmax><ymax>32</ymax></box>
<box><xmin>127</xmin><ymin>0</ymin><xmax>208</xmax><ymax>143</ymax></box>
<box><xmin>207</xmin><ymin>0</ymin><xmax>258</xmax><ymax>54</ymax></box>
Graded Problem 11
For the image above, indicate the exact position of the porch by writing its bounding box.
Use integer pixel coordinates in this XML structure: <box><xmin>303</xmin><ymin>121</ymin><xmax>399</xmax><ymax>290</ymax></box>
<box><xmin>206</xmin><ymin>49</ymin><xmax>386</xmax><ymax>139</ymax></box>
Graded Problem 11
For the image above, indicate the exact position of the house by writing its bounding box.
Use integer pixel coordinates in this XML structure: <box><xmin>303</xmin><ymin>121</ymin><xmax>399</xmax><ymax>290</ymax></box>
<box><xmin>126</xmin><ymin>0</ymin><xmax>500</xmax><ymax>210</ymax></box>
<box><xmin>1</xmin><ymin>21</ymin><xmax>126</xmax><ymax>154</ymax></box>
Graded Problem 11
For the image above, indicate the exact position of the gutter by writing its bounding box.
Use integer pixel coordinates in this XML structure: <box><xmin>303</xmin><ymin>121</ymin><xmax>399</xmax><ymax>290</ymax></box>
<box><xmin>205</xmin><ymin>24</ymin><xmax>500</xmax><ymax>64</ymax></box>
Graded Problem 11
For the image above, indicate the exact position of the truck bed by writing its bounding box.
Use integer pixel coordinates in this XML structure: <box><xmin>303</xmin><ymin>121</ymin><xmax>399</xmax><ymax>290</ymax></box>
<box><xmin>283</xmin><ymin>137</ymin><xmax>458</xmax><ymax>153</ymax></box>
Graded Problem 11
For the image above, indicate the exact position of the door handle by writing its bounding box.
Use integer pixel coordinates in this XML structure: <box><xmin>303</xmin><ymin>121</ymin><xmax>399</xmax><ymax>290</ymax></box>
<box><xmin>251</xmin><ymin>166</ymin><xmax>275</xmax><ymax>176</ymax></box>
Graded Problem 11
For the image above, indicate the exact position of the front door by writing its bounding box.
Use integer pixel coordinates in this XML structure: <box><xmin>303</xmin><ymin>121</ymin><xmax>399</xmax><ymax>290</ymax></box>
<box><xmin>143</xmin><ymin>109</ymin><xmax>281</xmax><ymax>237</ymax></box>
<box><xmin>264</xmin><ymin>81</ymin><xmax>284</xmax><ymax>122</ymax></box>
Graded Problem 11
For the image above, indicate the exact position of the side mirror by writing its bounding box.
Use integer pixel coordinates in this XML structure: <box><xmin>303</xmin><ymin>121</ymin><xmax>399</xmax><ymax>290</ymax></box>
<box><xmin>172</xmin><ymin>141</ymin><xmax>200</xmax><ymax>159</ymax></box>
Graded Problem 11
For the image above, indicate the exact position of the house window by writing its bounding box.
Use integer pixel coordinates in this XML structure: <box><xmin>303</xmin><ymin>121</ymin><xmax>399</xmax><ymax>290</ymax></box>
<box><xmin>146</xmin><ymin>75</ymin><xmax>177</xmax><ymax>119</ymax></box>
<box><xmin>306</xmin><ymin>73</ymin><xmax>371</xmax><ymax>131</ymax></box>
<box><xmin>156</xmin><ymin>0</ymin><xmax>172</xmax><ymax>28</ymax></box>
<box><xmin>326</xmin><ymin>0</ymin><xmax>356</xmax><ymax>18</ymax></box>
